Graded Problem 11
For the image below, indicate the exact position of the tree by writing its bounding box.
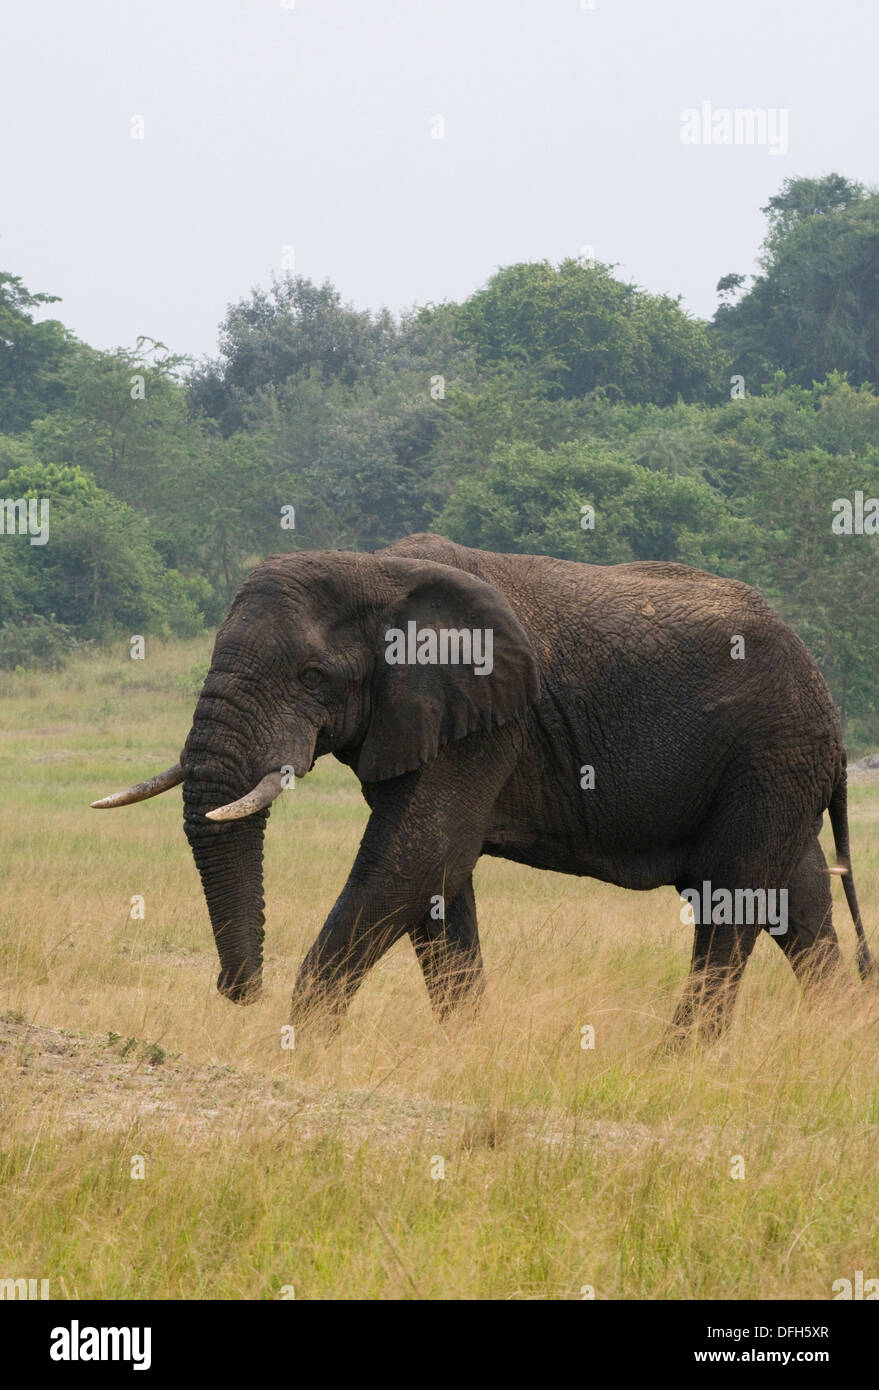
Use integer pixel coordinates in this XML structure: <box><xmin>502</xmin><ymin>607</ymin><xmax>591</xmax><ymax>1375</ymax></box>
<box><xmin>0</xmin><ymin>272</ymin><xmax>72</xmax><ymax>432</ymax></box>
<box><xmin>713</xmin><ymin>175</ymin><xmax>879</xmax><ymax>388</ymax></box>
<box><xmin>189</xmin><ymin>276</ymin><xmax>398</xmax><ymax>434</ymax></box>
<box><xmin>735</xmin><ymin>447</ymin><xmax>879</xmax><ymax>739</ymax></box>
<box><xmin>762</xmin><ymin>174</ymin><xmax>866</xmax><ymax>244</ymax></box>
<box><xmin>0</xmin><ymin>461</ymin><xmax>204</xmax><ymax>637</ymax></box>
<box><xmin>28</xmin><ymin>338</ymin><xmax>195</xmax><ymax>515</ymax></box>
<box><xmin>437</xmin><ymin>439</ymin><xmax>734</xmax><ymax>567</ymax></box>
<box><xmin>454</xmin><ymin>259</ymin><xmax>724</xmax><ymax>405</ymax></box>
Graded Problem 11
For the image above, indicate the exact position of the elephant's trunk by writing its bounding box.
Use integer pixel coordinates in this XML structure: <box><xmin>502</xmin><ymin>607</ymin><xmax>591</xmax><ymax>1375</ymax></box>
<box><xmin>182</xmin><ymin>661</ymin><xmax>320</xmax><ymax>1000</ymax></box>
<box><xmin>183</xmin><ymin>676</ymin><xmax>274</xmax><ymax>1002</ymax></box>
<box><xmin>184</xmin><ymin>805</ymin><xmax>269</xmax><ymax>1002</ymax></box>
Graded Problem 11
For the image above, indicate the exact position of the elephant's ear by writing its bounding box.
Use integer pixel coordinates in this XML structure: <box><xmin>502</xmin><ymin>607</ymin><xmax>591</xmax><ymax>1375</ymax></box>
<box><xmin>356</xmin><ymin>561</ymin><xmax>540</xmax><ymax>783</ymax></box>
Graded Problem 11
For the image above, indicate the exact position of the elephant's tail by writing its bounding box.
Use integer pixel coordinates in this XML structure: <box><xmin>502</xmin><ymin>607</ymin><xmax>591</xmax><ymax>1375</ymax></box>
<box><xmin>828</xmin><ymin>771</ymin><xmax>875</xmax><ymax>980</ymax></box>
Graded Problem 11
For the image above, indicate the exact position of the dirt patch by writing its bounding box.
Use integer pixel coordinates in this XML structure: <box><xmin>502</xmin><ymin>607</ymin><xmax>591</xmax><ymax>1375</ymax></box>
<box><xmin>0</xmin><ymin>1018</ymin><xmax>690</xmax><ymax>1158</ymax></box>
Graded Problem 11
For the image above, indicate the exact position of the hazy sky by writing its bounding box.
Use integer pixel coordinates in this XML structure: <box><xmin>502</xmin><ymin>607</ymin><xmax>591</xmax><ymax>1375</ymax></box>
<box><xmin>2</xmin><ymin>0</ymin><xmax>875</xmax><ymax>363</ymax></box>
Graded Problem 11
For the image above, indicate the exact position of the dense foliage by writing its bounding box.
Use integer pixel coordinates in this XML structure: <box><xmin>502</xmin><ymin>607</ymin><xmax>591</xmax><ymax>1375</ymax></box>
<box><xmin>1</xmin><ymin>174</ymin><xmax>878</xmax><ymax>744</ymax></box>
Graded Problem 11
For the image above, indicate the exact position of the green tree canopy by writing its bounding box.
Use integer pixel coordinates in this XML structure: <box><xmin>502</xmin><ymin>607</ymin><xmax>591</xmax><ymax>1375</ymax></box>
<box><xmin>454</xmin><ymin>259</ymin><xmax>725</xmax><ymax>405</ymax></box>
<box><xmin>0</xmin><ymin>461</ymin><xmax>204</xmax><ymax>637</ymax></box>
<box><xmin>436</xmin><ymin>438</ymin><xmax>735</xmax><ymax>568</ymax></box>
<box><xmin>0</xmin><ymin>272</ymin><xmax>73</xmax><ymax>432</ymax></box>
<box><xmin>190</xmin><ymin>276</ymin><xmax>399</xmax><ymax>434</ymax></box>
<box><xmin>714</xmin><ymin>175</ymin><xmax>879</xmax><ymax>388</ymax></box>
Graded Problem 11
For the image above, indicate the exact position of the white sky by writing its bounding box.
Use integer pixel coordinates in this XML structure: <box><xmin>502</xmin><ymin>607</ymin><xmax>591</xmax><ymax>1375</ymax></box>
<box><xmin>1</xmin><ymin>0</ymin><xmax>875</xmax><ymax>362</ymax></box>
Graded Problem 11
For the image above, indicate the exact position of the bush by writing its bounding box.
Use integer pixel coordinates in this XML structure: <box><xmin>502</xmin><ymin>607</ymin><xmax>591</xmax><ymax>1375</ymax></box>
<box><xmin>0</xmin><ymin>615</ymin><xmax>80</xmax><ymax>671</ymax></box>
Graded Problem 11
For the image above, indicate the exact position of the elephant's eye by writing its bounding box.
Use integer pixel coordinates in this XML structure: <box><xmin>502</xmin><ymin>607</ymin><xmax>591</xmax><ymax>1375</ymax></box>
<box><xmin>299</xmin><ymin>666</ymin><xmax>324</xmax><ymax>691</ymax></box>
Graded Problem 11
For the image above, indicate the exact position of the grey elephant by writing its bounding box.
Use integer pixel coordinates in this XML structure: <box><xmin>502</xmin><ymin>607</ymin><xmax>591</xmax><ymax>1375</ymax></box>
<box><xmin>93</xmin><ymin>533</ymin><xmax>874</xmax><ymax>1042</ymax></box>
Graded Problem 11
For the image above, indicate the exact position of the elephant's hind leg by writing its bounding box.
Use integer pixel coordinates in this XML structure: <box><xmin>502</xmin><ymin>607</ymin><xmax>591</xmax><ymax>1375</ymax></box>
<box><xmin>665</xmin><ymin>914</ymin><xmax>761</xmax><ymax>1048</ymax></box>
<box><xmin>409</xmin><ymin>875</ymin><xmax>484</xmax><ymax>1020</ymax></box>
<box><xmin>770</xmin><ymin>835</ymin><xmax>841</xmax><ymax>990</ymax></box>
<box><xmin>664</xmin><ymin>769</ymin><xmax>830</xmax><ymax>1048</ymax></box>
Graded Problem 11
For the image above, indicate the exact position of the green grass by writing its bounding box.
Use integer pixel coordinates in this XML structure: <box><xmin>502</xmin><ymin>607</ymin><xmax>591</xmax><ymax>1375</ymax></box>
<box><xmin>1</xmin><ymin>637</ymin><xmax>877</xmax><ymax>1299</ymax></box>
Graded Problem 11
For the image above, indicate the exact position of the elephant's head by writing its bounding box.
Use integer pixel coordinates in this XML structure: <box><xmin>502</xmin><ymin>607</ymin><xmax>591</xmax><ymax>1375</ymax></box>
<box><xmin>92</xmin><ymin>550</ymin><xmax>539</xmax><ymax>1003</ymax></box>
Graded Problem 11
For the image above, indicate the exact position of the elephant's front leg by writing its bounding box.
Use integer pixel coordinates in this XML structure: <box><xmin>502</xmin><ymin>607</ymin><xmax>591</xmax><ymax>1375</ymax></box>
<box><xmin>290</xmin><ymin>857</ymin><xmax>478</xmax><ymax>1026</ymax></box>
<box><xmin>409</xmin><ymin>876</ymin><xmax>484</xmax><ymax>1020</ymax></box>
<box><xmin>290</xmin><ymin>881</ymin><xmax>412</xmax><ymax>1026</ymax></box>
<box><xmin>290</xmin><ymin>775</ymin><xmax>497</xmax><ymax>1027</ymax></box>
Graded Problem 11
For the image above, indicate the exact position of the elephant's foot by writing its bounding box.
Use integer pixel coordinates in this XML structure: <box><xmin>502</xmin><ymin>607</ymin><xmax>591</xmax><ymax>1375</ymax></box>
<box><xmin>289</xmin><ymin>974</ymin><xmax>353</xmax><ymax>1037</ymax></box>
<box><xmin>425</xmin><ymin>963</ymin><xmax>486</xmax><ymax>1024</ymax></box>
<box><xmin>655</xmin><ymin>992</ymin><xmax>735</xmax><ymax>1057</ymax></box>
<box><xmin>432</xmin><ymin>990</ymin><xmax>484</xmax><ymax>1029</ymax></box>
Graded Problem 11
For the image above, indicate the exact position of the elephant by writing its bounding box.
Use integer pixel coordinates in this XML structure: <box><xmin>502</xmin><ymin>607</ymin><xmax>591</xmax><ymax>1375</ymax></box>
<box><xmin>92</xmin><ymin>532</ymin><xmax>874</xmax><ymax>1043</ymax></box>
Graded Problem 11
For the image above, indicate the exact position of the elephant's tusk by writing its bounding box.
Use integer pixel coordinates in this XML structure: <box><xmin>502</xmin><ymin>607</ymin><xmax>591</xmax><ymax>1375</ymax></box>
<box><xmin>827</xmin><ymin>863</ymin><xmax>848</xmax><ymax>876</ymax></box>
<box><xmin>205</xmin><ymin>771</ymin><xmax>287</xmax><ymax>822</ymax></box>
<box><xmin>91</xmin><ymin>762</ymin><xmax>184</xmax><ymax>808</ymax></box>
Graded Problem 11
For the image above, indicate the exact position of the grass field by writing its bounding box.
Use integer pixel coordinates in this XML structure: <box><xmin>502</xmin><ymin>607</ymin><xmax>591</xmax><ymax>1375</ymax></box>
<box><xmin>1</xmin><ymin>637</ymin><xmax>877</xmax><ymax>1300</ymax></box>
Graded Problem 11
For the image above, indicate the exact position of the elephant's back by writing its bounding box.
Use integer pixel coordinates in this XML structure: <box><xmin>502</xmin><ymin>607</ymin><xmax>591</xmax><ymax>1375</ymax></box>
<box><xmin>380</xmin><ymin>534</ymin><xmax>789</xmax><ymax>654</ymax></box>
<box><xmin>380</xmin><ymin>534</ymin><xmax>836</xmax><ymax>744</ymax></box>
